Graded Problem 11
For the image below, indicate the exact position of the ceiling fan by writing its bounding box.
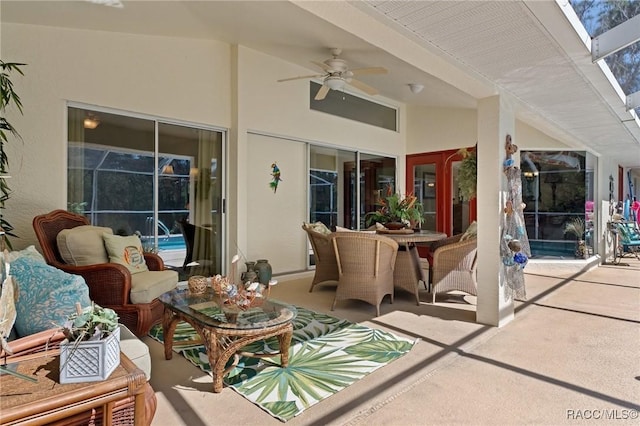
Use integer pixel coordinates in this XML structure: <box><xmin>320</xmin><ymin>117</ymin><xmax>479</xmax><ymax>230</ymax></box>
<box><xmin>278</xmin><ymin>48</ymin><xmax>388</xmax><ymax>100</ymax></box>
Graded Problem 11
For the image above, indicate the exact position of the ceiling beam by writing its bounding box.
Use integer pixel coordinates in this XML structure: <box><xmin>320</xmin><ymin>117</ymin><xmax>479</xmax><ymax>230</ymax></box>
<box><xmin>627</xmin><ymin>91</ymin><xmax>640</xmax><ymax>111</ymax></box>
<box><xmin>591</xmin><ymin>14</ymin><xmax>640</xmax><ymax>62</ymax></box>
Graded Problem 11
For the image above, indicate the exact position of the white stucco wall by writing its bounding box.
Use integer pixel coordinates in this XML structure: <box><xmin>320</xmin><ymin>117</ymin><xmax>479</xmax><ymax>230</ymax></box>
<box><xmin>2</xmin><ymin>23</ymin><xmax>231</xmax><ymax>249</ymax></box>
<box><xmin>234</xmin><ymin>47</ymin><xmax>407</xmax><ymax>272</ymax></box>
<box><xmin>406</xmin><ymin>106</ymin><xmax>477</xmax><ymax>153</ymax></box>
<box><xmin>2</xmin><ymin>24</ymin><xmax>409</xmax><ymax>275</ymax></box>
<box><xmin>3</xmin><ymin>21</ymin><xmax>623</xmax><ymax>271</ymax></box>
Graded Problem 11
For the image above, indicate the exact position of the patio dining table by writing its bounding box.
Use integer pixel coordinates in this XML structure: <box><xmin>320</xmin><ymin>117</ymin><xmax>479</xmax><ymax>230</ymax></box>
<box><xmin>378</xmin><ymin>230</ymin><xmax>447</xmax><ymax>304</ymax></box>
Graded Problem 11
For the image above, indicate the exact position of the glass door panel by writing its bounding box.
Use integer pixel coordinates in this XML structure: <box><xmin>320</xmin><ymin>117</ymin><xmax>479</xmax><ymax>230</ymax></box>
<box><xmin>68</xmin><ymin>106</ymin><xmax>225</xmax><ymax>277</ymax></box>
<box><xmin>451</xmin><ymin>160</ymin><xmax>470</xmax><ymax>235</ymax></box>
<box><xmin>158</xmin><ymin>123</ymin><xmax>223</xmax><ymax>276</ymax></box>
<box><xmin>359</xmin><ymin>153</ymin><xmax>396</xmax><ymax>229</ymax></box>
<box><xmin>68</xmin><ymin>107</ymin><xmax>155</xmax><ymax>235</ymax></box>
<box><xmin>414</xmin><ymin>163</ymin><xmax>437</xmax><ymax>231</ymax></box>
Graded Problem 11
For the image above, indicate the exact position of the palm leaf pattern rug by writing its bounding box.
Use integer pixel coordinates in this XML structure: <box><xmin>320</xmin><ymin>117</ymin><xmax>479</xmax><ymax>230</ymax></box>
<box><xmin>149</xmin><ymin>305</ymin><xmax>416</xmax><ymax>422</ymax></box>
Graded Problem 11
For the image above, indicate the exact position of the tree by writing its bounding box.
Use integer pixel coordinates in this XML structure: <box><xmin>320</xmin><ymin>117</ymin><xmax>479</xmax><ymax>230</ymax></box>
<box><xmin>0</xmin><ymin>61</ymin><xmax>26</xmax><ymax>248</ymax></box>
<box><xmin>571</xmin><ymin>0</ymin><xmax>640</xmax><ymax>100</ymax></box>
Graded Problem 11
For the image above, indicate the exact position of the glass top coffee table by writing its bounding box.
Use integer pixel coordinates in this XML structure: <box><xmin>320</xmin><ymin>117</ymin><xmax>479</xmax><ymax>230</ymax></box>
<box><xmin>159</xmin><ymin>287</ymin><xmax>297</xmax><ymax>393</ymax></box>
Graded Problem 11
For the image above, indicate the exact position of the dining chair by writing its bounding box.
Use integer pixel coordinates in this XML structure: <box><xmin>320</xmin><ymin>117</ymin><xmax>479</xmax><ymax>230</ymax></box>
<box><xmin>302</xmin><ymin>223</ymin><xmax>339</xmax><ymax>292</ymax></box>
<box><xmin>430</xmin><ymin>236</ymin><xmax>478</xmax><ymax>303</ymax></box>
<box><xmin>331</xmin><ymin>232</ymin><xmax>398</xmax><ymax>316</ymax></box>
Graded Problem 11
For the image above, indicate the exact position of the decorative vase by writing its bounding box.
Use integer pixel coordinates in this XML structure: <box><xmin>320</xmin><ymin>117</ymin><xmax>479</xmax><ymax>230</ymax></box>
<box><xmin>254</xmin><ymin>259</ymin><xmax>272</xmax><ymax>285</ymax></box>
<box><xmin>242</xmin><ymin>261</ymin><xmax>258</xmax><ymax>283</ymax></box>
<box><xmin>188</xmin><ymin>275</ymin><xmax>208</xmax><ymax>294</ymax></box>
<box><xmin>59</xmin><ymin>326</ymin><xmax>120</xmax><ymax>384</ymax></box>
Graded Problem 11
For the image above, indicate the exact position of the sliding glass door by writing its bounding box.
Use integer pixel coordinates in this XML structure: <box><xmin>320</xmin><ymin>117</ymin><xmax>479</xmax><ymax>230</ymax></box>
<box><xmin>67</xmin><ymin>106</ymin><xmax>225</xmax><ymax>276</ymax></box>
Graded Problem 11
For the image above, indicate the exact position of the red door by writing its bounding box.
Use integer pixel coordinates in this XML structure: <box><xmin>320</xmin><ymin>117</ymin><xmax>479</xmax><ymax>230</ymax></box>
<box><xmin>407</xmin><ymin>148</ymin><xmax>477</xmax><ymax>255</ymax></box>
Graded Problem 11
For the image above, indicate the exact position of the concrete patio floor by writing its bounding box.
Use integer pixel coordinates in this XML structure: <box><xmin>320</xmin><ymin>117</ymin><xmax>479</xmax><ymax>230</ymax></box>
<box><xmin>145</xmin><ymin>256</ymin><xmax>640</xmax><ymax>425</ymax></box>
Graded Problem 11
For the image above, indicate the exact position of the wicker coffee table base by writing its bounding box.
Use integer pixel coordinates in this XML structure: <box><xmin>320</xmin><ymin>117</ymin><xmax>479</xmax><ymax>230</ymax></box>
<box><xmin>162</xmin><ymin>308</ymin><xmax>293</xmax><ymax>393</ymax></box>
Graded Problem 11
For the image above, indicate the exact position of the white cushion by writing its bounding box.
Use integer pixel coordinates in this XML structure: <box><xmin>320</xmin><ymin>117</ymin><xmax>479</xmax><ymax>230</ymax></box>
<box><xmin>119</xmin><ymin>324</ymin><xmax>152</xmax><ymax>380</ymax></box>
<box><xmin>460</xmin><ymin>221</ymin><xmax>478</xmax><ymax>241</ymax></box>
<box><xmin>130</xmin><ymin>270</ymin><xmax>178</xmax><ymax>304</ymax></box>
<box><xmin>57</xmin><ymin>225</ymin><xmax>113</xmax><ymax>265</ymax></box>
<box><xmin>7</xmin><ymin>245</ymin><xmax>46</xmax><ymax>264</ymax></box>
<box><xmin>303</xmin><ymin>221</ymin><xmax>331</xmax><ymax>235</ymax></box>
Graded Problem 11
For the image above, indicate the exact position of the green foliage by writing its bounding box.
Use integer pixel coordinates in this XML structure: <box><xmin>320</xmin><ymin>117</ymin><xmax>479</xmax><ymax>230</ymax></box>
<box><xmin>564</xmin><ymin>217</ymin><xmax>586</xmax><ymax>240</ymax></box>
<box><xmin>62</xmin><ymin>302</ymin><xmax>119</xmax><ymax>342</ymax></box>
<box><xmin>67</xmin><ymin>201</ymin><xmax>87</xmax><ymax>214</ymax></box>
<box><xmin>458</xmin><ymin>147</ymin><xmax>477</xmax><ymax>201</ymax></box>
<box><xmin>0</xmin><ymin>61</ymin><xmax>26</xmax><ymax>246</ymax></box>
<box><xmin>571</xmin><ymin>0</ymin><xmax>640</xmax><ymax>107</ymax></box>
<box><xmin>364</xmin><ymin>184</ymin><xmax>424</xmax><ymax>227</ymax></box>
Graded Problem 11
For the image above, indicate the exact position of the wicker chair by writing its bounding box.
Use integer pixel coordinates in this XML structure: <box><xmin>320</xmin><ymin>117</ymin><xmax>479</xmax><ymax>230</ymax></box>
<box><xmin>430</xmin><ymin>235</ymin><xmax>478</xmax><ymax>303</ymax></box>
<box><xmin>32</xmin><ymin>209</ymin><xmax>176</xmax><ymax>336</ymax></box>
<box><xmin>1</xmin><ymin>328</ymin><xmax>157</xmax><ymax>425</ymax></box>
<box><xmin>302</xmin><ymin>224</ymin><xmax>339</xmax><ymax>292</ymax></box>
<box><xmin>331</xmin><ymin>233</ymin><xmax>398</xmax><ymax>316</ymax></box>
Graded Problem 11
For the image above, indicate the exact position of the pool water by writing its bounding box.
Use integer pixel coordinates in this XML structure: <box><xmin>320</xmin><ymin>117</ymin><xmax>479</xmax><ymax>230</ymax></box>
<box><xmin>143</xmin><ymin>235</ymin><xmax>186</xmax><ymax>251</ymax></box>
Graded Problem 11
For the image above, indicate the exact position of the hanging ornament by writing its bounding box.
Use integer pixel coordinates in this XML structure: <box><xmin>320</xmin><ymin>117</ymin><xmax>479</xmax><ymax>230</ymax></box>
<box><xmin>508</xmin><ymin>239</ymin><xmax>522</xmax><ymax>252</ymax></box>
<box><xmin>513</xmin><ymin>251</ymin><xmax>528</xmax><ymax>268</ymax></box>
<box><xmin>269</xmin><ymin>162</ymin><xmax>282</xmax><ymax>193</ymax></box>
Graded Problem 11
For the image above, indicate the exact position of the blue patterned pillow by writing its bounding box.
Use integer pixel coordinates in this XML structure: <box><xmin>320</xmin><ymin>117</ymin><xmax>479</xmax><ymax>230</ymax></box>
<box><xmin>10</xmin><ymin>257</ymin><xmax>91</xmax><ymax>337</ymax></box>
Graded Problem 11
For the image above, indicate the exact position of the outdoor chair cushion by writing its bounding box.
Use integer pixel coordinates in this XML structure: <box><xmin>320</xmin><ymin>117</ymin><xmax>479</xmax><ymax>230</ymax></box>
<box><xmin>56</xmin><ymin>225</ymin><xmax>113</xmax><ymax>266</ymax></box>
<box><xmin>460</xmin><ymin>220</ymin><xmax>478</xmax><ymax>241</ymax></box>
<box><xmin>119</xmin><ymin>323</ymin><xmax>152</xmax><ymax>380</ymax></box>
<box><xmin>10</xmin><ymin>256</ymin><xmax>91</xmax><ymax>337</ymax></box>
<box><xmin>7</xmin><ymin>245</ymin><xmax>46</xmax><ymax>264</ymax></box>
<box><xmin>304</xmin><ymin>221</ymin><xmax>331</xmax><ymax>235</ymax></box>
<box><xmin>130</xmin><ymin>270</ymin><xmax>179</xmax><ymax>304</ymax></box>
<box><xmin>103</xmin><ymin>233</ymin><xmax>149</xmax><ymax>274</ymax></box>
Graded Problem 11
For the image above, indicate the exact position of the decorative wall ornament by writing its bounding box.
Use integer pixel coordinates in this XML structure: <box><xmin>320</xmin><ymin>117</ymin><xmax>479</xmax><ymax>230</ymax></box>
<box><xmin>500</xmin><ymin>135</ymin><xmax>530</xmax><ymax>300</ymax></box>
<box><xmin>270</xmin><ymin>162</ymin><xmax>282</xmax><ymax>193</ymax></box>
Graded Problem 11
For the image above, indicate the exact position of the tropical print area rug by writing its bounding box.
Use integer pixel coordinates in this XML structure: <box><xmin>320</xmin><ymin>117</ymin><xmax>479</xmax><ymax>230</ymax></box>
<box><xmin>149</xmin><ymin>305</ymin><xmax>416</xmax><ymax>422</ymax></box>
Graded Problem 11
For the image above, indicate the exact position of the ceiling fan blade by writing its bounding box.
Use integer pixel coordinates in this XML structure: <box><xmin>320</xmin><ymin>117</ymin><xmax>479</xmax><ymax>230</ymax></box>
<box><xmin>311</xmin><ymin>60</ymin><xmax>332</xmax><ymax>72</ymax></box>
<box><xmin>349</xmin><ymin>67</ymin><xmax>388</xmax><ymax>76</ymax></box>
<box><xmin>277</xmin><ymin>74</ymin><xmax>324</xmax><ymax>83</ymax></box>
<box><xmin>347</xmin><ymin>78</ymin><xmax>378</xmax><ymax>96</ymax></box>
<box><xmin>314</xmin><ymin>84</ymin><xmax>330</xmax><ymax>100</ymax></box>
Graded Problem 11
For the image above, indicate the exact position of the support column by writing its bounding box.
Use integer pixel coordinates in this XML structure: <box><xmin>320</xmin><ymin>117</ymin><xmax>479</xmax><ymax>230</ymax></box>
<box><xmin>476</xmin><ymin>95</ymin><xmax>515</xmax><ymax>327</ymax></box>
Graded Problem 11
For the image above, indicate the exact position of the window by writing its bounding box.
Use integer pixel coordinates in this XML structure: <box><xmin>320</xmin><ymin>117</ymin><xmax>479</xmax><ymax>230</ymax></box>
<box><xmin>67</xmin><ymin>106</ymin><xmax>225</xmax><ymax>275</ymax></box>
<box><xmin>309</xmin><ymin>82</ymin><xmax>398</xmax><ymax>131</ymax></box>
<box><xmin>307</xmin><ymin>145</ymin><xmax>396</xmax><ymax>265</ymax></box>
<box><xmin>521</xmin><ymin>150</ymin><xmax>595</xmax><ymax>258</ymax></box>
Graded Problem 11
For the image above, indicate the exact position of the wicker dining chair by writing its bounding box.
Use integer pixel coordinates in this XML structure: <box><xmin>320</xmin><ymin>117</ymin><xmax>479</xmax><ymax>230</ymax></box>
<box><xmin>302</xmin><ymin>223</ymin><xmax>339</xmax><ymax>292</ymax></box>
<box><xmin>331</xmin><ymin>232</ymin><xmax>398</xmax><ymax>316</ymax></box>
<box><xmin>430</xmin><ymin>236</ymin><xmax>478</xmax><ymax>303</ymax></box>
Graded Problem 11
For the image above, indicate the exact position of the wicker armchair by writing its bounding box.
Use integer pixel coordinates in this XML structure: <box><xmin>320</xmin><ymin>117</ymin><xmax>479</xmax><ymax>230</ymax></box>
<box><xmin>331</xmin><ymin>233</ymin><xmax>398</xmax><ymax>316</ymax></box>
<box><xmin>430</xmin><ymin>235</ymin><xmax>478</xmax><ymax>303</ymax></box>
<box><xmin>0</xmin><ymin>328</ymin><xmax>157</xmax><ymax>425</ymax></box>
<box><xmin>302</xmin><ymin>224</ymin><xmax>339</xmax><ymax>292</ymax></box>
<box><xmin>32</xmin><ymin>209</ymin><xmax>177</xmax><ymax>336</ymax></box>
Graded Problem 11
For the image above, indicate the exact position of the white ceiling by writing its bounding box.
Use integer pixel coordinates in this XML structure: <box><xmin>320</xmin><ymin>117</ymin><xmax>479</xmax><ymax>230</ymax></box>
<box><xmin>2</xmin><ymin>0</ymin><xmax>639</xmax><ymax>167</ymax></box>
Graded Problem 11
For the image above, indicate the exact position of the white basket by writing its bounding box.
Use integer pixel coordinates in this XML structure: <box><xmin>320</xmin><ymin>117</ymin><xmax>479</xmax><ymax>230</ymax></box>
<box><xmin>59</xmin><ymin>326</ymin><xmax>120</xmax><ymax>384</ymax></box>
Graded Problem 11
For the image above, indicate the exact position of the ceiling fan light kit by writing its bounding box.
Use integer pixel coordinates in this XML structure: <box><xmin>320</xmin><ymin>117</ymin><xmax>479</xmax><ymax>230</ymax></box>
<box><xmin>277</xmin><ymin>48</ymin><xmax>388</xmax><ymax>100</ymax></box>
<box><xmin>325</xmin><ymin>76</ymin><xmax>346</xmax><ymax>91</ymax></box>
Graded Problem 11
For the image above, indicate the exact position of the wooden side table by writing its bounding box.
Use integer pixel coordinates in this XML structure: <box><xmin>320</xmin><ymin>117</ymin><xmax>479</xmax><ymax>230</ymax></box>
<box><xmin>1</xmin><ymin>352</ymin><xmax>147</xmax><ymax>426</ymax></box>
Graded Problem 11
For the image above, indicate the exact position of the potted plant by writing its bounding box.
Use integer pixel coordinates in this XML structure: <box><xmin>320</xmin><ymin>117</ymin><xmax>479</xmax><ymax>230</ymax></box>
<box><xmin>564</xmin><ymin>217</ymin><xmax>587</xmax><ymax>259</ymax></box>
<box><xmin>457</xmin><ymin>146</ymin><xmax>477</xmax><ymax>201</ymax></box>
<box><xmin>0</xmin><ymin>61</ymin><xmax>26</xmax><ymax>249</ymax></box>
<box><xmin>364</xmin><ymin>184</ymin><xmax>424</xmax><ymax>229</ymax></box>
<box><xmin>59</xmin><ymin>302</ymin><xmax>121</xmax><ymax>383</ymax></box>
